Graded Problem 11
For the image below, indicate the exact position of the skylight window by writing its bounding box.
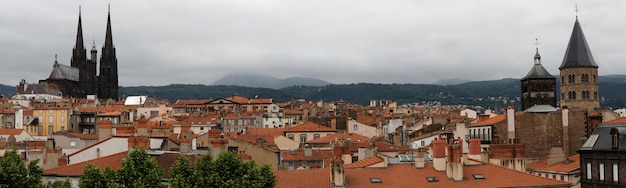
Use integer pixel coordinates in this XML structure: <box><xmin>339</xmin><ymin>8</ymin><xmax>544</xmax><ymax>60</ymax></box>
<box><xmin>370</xmin><ymin>178</ymin><xmax>382</xmax><ymax>183</ymax></box>
<box><xmin>426</xmin><ymin>177</ymin><xmax>439</xmax><ymax>182</ymax></box>
<box><xmin>581</xmin><ymin>134</ymin><xmax>599</xmax><ymax>148</ymax></box>
<box><xmin>472</xmin><ymin>174</ymin><xmax>485</xmax><ymax>179</ymax></box>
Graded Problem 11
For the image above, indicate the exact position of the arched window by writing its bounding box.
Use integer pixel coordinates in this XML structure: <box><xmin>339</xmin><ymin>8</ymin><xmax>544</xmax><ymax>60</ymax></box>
<box><xmin>568</xmin><ymin>75</ymin><xmax>575</xmax><ymax>83</ymax></box>
<box><xmin>581</xmin><ymin>74</ymin><xmax>589</xmax><ymax>83</ymax></box>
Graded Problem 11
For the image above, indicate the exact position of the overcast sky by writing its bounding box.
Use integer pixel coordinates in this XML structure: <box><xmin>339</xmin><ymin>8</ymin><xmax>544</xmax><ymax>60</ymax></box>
<box><xmin>1</xmin><ymin>1</ymin><xmax>625</xmax><ymax>87</ymax></box>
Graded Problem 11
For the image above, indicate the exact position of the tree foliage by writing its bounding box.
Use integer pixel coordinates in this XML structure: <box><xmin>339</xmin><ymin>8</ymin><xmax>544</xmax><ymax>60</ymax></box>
<box><xmin>79</xmin><ymin>147</ymin><xmax>164</xmax><ymax>188</ymax></box>
<box><xmin>0</xmin><ymin>149</ymin><xmax>43</xmax><ymax>188</ymax></box>
<box><xmin>47</xmin><ymin>179</ymin><xmax>72</xmax><ymax>188</ymax></box>
<box><xmin>169</xmin><ymin>152</ymin><xmax>275</xmax><ymax>188</ymax></box>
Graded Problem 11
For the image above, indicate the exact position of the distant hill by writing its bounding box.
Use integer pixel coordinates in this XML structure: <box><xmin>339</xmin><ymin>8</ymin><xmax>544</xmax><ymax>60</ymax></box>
<box><xmin>120</xmin><ymin>75</ymin><xmax>626</xmax><ymax>110</ymax></box>
<box><xmin>212</xmin><ymin>74</ymin><xmax>330</xmax><ymax>89</ymax></box>
<box><xmin>0</xmin><ymin>84</ymin><xmax>13</xmax><ymax>97</ymax></box>
<box><xmin>432</xmin><ymin>78</ymin><xmax>472</xmax><ymax>85</ymax></box>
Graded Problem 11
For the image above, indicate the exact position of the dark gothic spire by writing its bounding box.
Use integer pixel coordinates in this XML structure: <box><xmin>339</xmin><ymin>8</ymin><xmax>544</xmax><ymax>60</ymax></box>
<box><xmin>75</xmin><ymin>6</ymin><xmax>85</xmax><ymax>50</ymax></box>
<box><xmin>559</xmin><ymin>18</ymin><xmax>598</xmax><ymax>69</ymax></box>
<box><xmin>104</xmin><ymin>4</ymin><xmax>114</xmax><ymax>48</ymax></box>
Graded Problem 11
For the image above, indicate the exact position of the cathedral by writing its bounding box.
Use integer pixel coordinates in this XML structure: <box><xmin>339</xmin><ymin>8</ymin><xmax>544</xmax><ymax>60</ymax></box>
<box><xmin>39</xmin><ymin>7</ymin><xmax>119</xmax><ymax>99</ymax></box>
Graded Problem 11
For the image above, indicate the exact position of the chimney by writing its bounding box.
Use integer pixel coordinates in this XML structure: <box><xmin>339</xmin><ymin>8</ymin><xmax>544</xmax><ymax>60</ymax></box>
<box><xmin>58</xmin><ymin>154</ymin><xmax>68</xmax><ymax>167</ymax></box>
<box><xmin>561</xmin><ymin>107</ymin><xmax>570</xmax><ymax>156</ymax></box>
<box><xmin>304</xmin><ymin>144</ymin><xmax>313</xmax><ymax>157</ymax></box>
<box><xmin>431</xmin><ymin>138</ymin><xmax>447</xmax><ymax>171</ymax></box>
<box><xmin>546</xmin><ymin>146</ymin><xmax>566</xmax><ymax>166</ymax></box>
<box><xmin>468</xmin><ymin>138</ymin><xmax>481</xmax><ymax>161</ymax></box>
<box><xmin>506</xmin><ymin>106</ymin><xmax>515</xmax><ymax>140</ymax></box>
<box><xmin>414</xmin><ymin>149</ymin><xmax>425</xmax><ymax>169</ymax></box>
<box><xmin>210</xmin><ymin>139</ymin><xmax>228</xmax><ymax>159</ymax></box>
<box><xmin>97</xmin><ymin>119</ymin><xmax>113</xmax><ymax>140</ymax></box>
<box><xmin>330</xmin><ymin>142</ymin><xmax>345</xmax><ymax>187</ymax></box>
<box><xmin>446</xmin><ymin>137</ymin><xmax>463</xmax><ymax>181</ymax></box>
<box><xmin>128</xmin><ymin>134</ymin><xmax>150</xmax><ymax>149</ymax></box>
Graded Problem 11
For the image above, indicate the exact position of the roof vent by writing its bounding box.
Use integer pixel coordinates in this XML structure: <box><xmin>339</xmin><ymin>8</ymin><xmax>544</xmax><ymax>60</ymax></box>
<box><xmin>472</xmin><ymin>174</ymin><xmax>485</xmax><ymax>179</ymax></box>
<box><xmin>369</xmin><ymin>178</ymin><xmax>382</xmax><ymax>183</ymax></box>
<box><xmin>426</xmin><ymin>177</ymin><xmax>438</xmax><ymax>182</ymax></box>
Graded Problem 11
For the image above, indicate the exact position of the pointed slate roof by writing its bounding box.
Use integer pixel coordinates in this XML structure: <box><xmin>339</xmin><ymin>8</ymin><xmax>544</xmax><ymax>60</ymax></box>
<box><xmin>523</xmin><ymin>63</ymin><xmax>554</xmax><ymax>79</ymax></box>
<box><xmin>49</xmin><ymin>61</ymin><xmax>79</xmax><ymax>81</ymax></box>
<box><xmin>559</xmin><ymin>19</ymin><xmax>598</xmax><ymax>69</ymax></box>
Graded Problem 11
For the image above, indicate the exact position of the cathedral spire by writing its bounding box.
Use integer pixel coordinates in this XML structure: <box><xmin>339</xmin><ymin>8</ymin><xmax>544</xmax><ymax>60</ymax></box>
<box><xmin>75</xmin><ymin>6</ymin><xmax>85</xmax><ymax>50</ymax></box>
<box><xmin>104</xmin><ymin>4</ymin><xmax>114</xmax><ymax>48</ymax></box>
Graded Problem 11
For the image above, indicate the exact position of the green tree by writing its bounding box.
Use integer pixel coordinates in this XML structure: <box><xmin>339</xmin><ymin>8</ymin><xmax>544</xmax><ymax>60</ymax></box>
<box><xmin>116</xmin><ymin>147</ymin><xmax>164</xmax><ymax>188</ymax></box>
<box><xmin>169</xmin><ymin>152</ymin><xmax>275</xmax><ymax>188</ymax></box>
<box><xmin>47</xmin><ymin>179</ymin><xmax>72</xmax><ymax>188</ymax></box>
<box><xmin>79</xmin><ymin>148</ymin><xmax>164</xmax><ymax>188</ymax></box>
<box><xmin>168</xmin><ymin>156</ymin><xmax>196</xmax><ymax>188</ymax></box>
<box><xmin>0</xmin><ymin>149</ymin><xmax>43</xmax><ymax>188</ymax></box>
<box><xmin>79</xmin><ymin>164</ymin><xmax>107</xmax><ymax>188</ymax></box>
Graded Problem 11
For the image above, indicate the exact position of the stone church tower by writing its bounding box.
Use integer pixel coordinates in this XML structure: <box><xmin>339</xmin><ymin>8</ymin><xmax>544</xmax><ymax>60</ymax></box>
<box><xmin>97</xmin><ymin>7</ymin><xmax>119</xmax><ymax>100</ymax></box>
<box><xmin>559</xmin><ymin>18</ymin><xmax>599</xmax><ymax>112</ymax></box>
<box><xmin>521</xmin><ymin>43</ymin><xmax>557</xmax><ymax>111</ymax></box>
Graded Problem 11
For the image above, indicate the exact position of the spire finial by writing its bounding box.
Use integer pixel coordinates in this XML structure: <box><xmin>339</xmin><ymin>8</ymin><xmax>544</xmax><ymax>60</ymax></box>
<box><xmin>574</xmin><ymin>4</ymin><xmax>579</xmax><ymax>19</ymax></box>
<box><xmin>108</xmin><ymin>3</ymin><xmax>111</xmax><ymax>14</ymax></box>
<box><xmin>534</xmin><ymin>37</ymin><xmax>540</xmax><ymax>52</ymax></box>
<box><xmin>533</xmin><ymin>38</ymin><xmax>541</xmax><ymax>64</ymax></box>
<box><xmin>54</xmin><ymin>54</ymin><xmax>58</xmax><ymax>64</ymax></box>
<box><xmin>79</xmin><ymin>5</ymin><xmax>81</xmax><ymax>15</ymax></box>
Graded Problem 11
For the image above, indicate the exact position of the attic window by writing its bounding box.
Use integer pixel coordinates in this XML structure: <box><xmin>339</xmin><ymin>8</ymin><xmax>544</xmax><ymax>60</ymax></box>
<box><xmin>562</xmin><ymin>159</ymin><xmax>574</xmax><ymax>164</ymax></box>
<box><xmin>426</xmin><ymin>177</ymin><xmax>438</xmax><ymax>182</ymax></box>
<box><xmin>611</xmin><ymin>128</ymin><xmax>619</xmax><ymax>149</ymax></box>
<box><xmin>369</xmin><ymin>178</ymin><xmax>382</xmax><ymax>183</ymax></box>
<box><xmin>472</xmin><ymin>174</ymin><xmax>485</xmax><ymax>179</ymax></box>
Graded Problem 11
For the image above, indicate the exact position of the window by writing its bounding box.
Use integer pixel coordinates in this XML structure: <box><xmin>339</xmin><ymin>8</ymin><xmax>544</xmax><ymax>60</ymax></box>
<box><xmin>299</xmin><ymin>134</ymin><xmax>307</xmax><ymax>143</ymax></box>
<box><xmin>612</xmin><ymin>128</ymin><xmax>620</xmax><ymax>149</ymax></box>
<box><xmin>552</xmin><ymin>174</ymin><xmax>556</xmax><ymax>179</ymax></box>
<box><xmin>582</xmin><ymin>74</ymin><xmax>589</xmax><ymax>83</ymax></box>
<box><xmin>313</xmin><ymin>134</ymin><xmax>320</xmax><ymax>139</ymax></box>
<box><xmin>613</xmin><ymin>164</ymin><xmax>619</xmax><ymax>184</ymax></box>
<box><xmin>61</xmin><ymin>116</ymin><xmax>65</xmax><ymax>122</ymax></box>
<box><xmin>370</xmin><ymin>178</ymin><xmax>382</xmax><ymax>183</ymax></box>
<box><xmin>426</xmin><ymin>177</ymin><xmax>438</xmax><ymax>182</ymax></box>
<box><xmin>472</xmin><ymin>174</ymin><xmax>485</xmax><ymax>179</ymax></box>
<box><xmin>421</xmin><ymin>140</ymin><xmax>425</xmax><ymax>146</ymax></box>
<box><xmin>353</xmin><ymin>124</ymin><xmax>358</xmax><ymax>131</ymax></box>
<box><xmin>568</xmin><ymin>75</ymin><xmax>575</xmax><ymax>83</ymax></box>
<box><xmin>61</xmin><ymin>126</ymin><xmax>65</xmax><ymax>131</ymax></box>
<box><xmin>287</xmin><ymin>134</ymin><xmax>294</xmax><ymax>140</ymax></box>
<box><xmin>49</xmin><ymin>109</ymin><xmax>53</xmax><ymax>114</ymax></box>
<box><xmin>600</xmin><ymin>163</ymin><xmax>605</xmax><ymax>181</ymax></box>
<box><xmin>70</xmin><ymin>141</ymin><xmax>76</xmax><ymax>147</ymax></box>
<box><xmin>48</xmin><ymin>116</ymin><xmax>54</xmax><ymax>123</ymax></box>
<box><xmin>48</xmin><ymin>125</ymin><xmax>54</xmax><ymax>135</ymax></box>
<box><xmin>38</xmin><ymin>126</ymin><xmax>43</xmax><ymax>135</ymax></box>
<box><xmin>560</xmin><ymin>175</ymin><xmax>564</xmax><ymax>181</ymax></box>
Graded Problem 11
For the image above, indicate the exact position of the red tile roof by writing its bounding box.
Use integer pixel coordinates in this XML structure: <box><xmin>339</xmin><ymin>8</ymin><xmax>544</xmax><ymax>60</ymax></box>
<box><xmin>276</xmin><ymin>163</ymin><xmax>571</xmax><ymax>188</ymax></box>
<box><xmin>344</xmin><ymin>156</ymin><xmax>384</xmax><ymax>169</ymax></box>
<box><xmin>280</xmin><ymin>149</ymin><xmax>334</xmax><ymax>161</ymax></box>
<box><xmin>307</xmin><ymin>132</ymin><xmax>370</xmax><ymax>144</ymax></box>
<box><xmin>285</xmin><ymin>122</ymin><xmax>337</xmax><ymax>132</ymax></box>
<box><xmin>284</xmin><ymin>109</ymin><xmax>303</xmax><ymax>115</ymax></box>
<box><xmin>472</xmin><ymin>114</ymin><xmax>506</xmax><ymax>126</ymax></box>
<box><xmin>0</xmin><ymin>129</ymin><xmax>26</xmax><ymax>136</ymax></box>
<box><xmin>44</xmin><ymin>151</ymin><xmax>127</xmax><ymax>176</ymax></box>
<box><xmin>225</xmin><ymin>96</ymin><xmax>250</xmax><ymax>104</ymax></box>
<box><xmin>601</xmin><ymin>117</ymin><xmax>626</xmax><ymax>125</ymax></box>
<box><xmin>65</xmin><ymin>132</ymin><xmax>99</xmax><ymax>140</ymax></box>
<box><xmin>175</xmin><ymin>99</ymin><xmax>211</xmax><ymax>105</ymax></box>
<box><xmin>526</xmin><ymin>154</ymin><xmax>580</xmax><ymax>173</ymax></box>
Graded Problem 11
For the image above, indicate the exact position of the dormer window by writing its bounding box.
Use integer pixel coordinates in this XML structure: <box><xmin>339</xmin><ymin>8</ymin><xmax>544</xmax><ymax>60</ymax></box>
<box><xmin>611</xmin><ymin>128</ymin><xmax>619</xmax><ymax>149</ymax></box>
